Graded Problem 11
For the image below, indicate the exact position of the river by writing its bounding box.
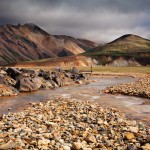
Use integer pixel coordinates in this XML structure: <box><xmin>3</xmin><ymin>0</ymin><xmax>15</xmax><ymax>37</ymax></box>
<box><xmin>0</xmin><ymin>76</ymin><xmax>150</xmax><ymax>125</ymax></box>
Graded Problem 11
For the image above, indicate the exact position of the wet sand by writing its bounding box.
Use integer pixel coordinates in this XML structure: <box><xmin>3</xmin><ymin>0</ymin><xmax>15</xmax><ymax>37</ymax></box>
<box><xmin>0</xmin><ymin>76</ymin><xmax>150</xmax><ymax>125</ymax></box>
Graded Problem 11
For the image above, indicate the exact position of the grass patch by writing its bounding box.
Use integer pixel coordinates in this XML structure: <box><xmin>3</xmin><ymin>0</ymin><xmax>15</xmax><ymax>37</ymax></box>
<box><xmin>76</xmin><ymin>66</ymin><xmax>150</xmax><ymax>74</ymax></box>
<box><xmin>13</xmin><ymin>66</ymin><xmax>150</xmax><ymax>74</ymax></box>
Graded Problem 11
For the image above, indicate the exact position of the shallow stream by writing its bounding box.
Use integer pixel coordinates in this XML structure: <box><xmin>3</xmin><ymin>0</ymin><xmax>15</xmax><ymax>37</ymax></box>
<box><xmin>0</xmin><ymin>76</ymin><xmax>150</xmax><ymax>125</ymax></box>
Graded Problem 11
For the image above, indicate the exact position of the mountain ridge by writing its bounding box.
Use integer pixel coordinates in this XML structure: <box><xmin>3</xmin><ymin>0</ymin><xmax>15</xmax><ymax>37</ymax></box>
<box><xmin>0</xmin><ymin>23</ymin><xmax>98</xmax><ymax>65</ymax></box>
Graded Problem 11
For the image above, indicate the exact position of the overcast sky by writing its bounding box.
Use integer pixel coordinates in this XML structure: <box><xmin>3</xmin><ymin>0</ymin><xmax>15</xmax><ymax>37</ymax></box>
<box><xmin>0</xmin><ymin>0</ymin><xmax>150</xmax><ymax>43</ymax></box>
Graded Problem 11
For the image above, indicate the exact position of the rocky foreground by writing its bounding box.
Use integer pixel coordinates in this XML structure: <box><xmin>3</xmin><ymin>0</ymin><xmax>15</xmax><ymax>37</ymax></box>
<box><xmin>0</xmin><ymin>67</ymin><xmax>87</xmax><ymax>97</ymax></box>
<box><xmin>103</xmin><ymin>76</ymin><xmax>150</xmax><ymax>98</ymax></box>
<box><xmin>0</xmin><ymin>98</ymin><xmax>150</xmax><ymax>150</ymax></box>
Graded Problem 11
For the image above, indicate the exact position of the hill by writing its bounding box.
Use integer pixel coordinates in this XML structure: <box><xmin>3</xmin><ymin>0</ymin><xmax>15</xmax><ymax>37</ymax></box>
<box><xmin>0</xmin><ymin>23</ymin><xmax>98</xmax><ymax>65</ymax></box>
<box><xmin>83</xmin><ymin>34</ymin><xmax>150</xmax><ymax>66</ymax></box>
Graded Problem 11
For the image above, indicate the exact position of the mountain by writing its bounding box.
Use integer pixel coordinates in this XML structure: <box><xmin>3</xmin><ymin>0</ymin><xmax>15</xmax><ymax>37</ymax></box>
<box><xmin>93</xmin><ymin>34</ymin><xmax>150</xmax><ymax>52</ymax></box>
<box><xmin>0</xmin><ymin>23</ymin><xmax>98</xmax><ymax>65</ymax></box>
<box><xmin>83</xmin><ymin>34</ymin><xmax>150</xmax><ymax>66</ymax></box>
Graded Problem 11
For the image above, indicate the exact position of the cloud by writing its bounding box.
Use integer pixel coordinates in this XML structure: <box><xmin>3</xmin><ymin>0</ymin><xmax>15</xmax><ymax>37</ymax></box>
<box><xmin>0</xmin><ymin>0</ymin><xmax>150</xmax><ymax>43</ymax></box>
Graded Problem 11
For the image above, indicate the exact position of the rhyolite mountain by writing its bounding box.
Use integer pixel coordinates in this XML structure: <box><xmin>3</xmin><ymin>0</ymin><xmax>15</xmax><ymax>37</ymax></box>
<box><xmin>83</xmin><ymin>34</ymin><xmax>150</xmax><ymax>66</ymax></box>
<box><xmin>0</xmin><ymin>23</ymin><xmax>98</xmax><ymax>65</ymax></box>
<box><xmin>11</xmin><ymin>34</ymin><xmax>150</xmax><ymax>67</ymax></box>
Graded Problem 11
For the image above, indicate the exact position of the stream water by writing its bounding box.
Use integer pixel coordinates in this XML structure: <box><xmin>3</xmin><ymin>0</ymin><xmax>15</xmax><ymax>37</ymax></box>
<box><xmin>0</xmin><ymin>76</ymin><xmax>150</xmax><ymax>125</ymax></box>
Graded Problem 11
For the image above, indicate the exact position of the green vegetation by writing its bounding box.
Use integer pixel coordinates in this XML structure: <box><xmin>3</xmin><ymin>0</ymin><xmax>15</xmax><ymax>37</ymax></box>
<box><xmin>82</xmin><ymin>35</ymin><xmax>150</xmax><ymax>66</ymax></box>
<box><xmin>77</xmin><ymin>66</ymin><xmax>150</xmax><ymax>74</ymax></box>
<box><xmin>15</xmin><ymin>66</ymin><xmax>150</xmax><ymax>74</ymax></box>
<box><xmin>83</xmin><ymin>34</ymin><xmax>150</xmax><ymax>59</ymax></box>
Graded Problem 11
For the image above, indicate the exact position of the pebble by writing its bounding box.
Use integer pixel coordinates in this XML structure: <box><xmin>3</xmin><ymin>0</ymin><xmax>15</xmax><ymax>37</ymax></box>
<box><xmin>103</xmin><ymin>77</ymin><xmax>150</xmax><ymax>98</ymax></box>
<box><xmin>72</xmin><ymin>142</ymin><xmax>82</xmax><ymax>150</ymax></box>
<box><xmin>125</xmin><ymin>133</ymin><xmax>135</xmax><ymax>140</ymax></box>
<box><xmin>0</xmin><ymin>98</ymin><xmax>149</xmax><ymax>149</ymax></box>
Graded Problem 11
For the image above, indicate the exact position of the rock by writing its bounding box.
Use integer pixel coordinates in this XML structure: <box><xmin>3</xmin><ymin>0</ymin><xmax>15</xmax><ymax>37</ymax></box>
<box><xmin>38</xmin><ymin>138</ymin><xmax>50</xmax><ymax>146</ymax></box>
<box><xmin>15</xmin><ymin>77</ymin><xmax>39</xmax><ymax>92</ymax></box>
<box><xmin>49</xmin><ymin>79</ymin><xmax>58</xmax><ymax>88</ymax></box>
<box><xmin>75</xmin><ymin>80</ymin><xmax>83</xmax><ymax>84</ymax></box>
<box><xmin>0</xmin><ymin>83</ymin><xmax>18</xmax><ymax>96</ymax></box>
<box><xmin>141</xmin><ymin>143</ymin><xmax>150</xmax><ymax>150</ymax></box>
<box><xmin>86</xmin><ymin>135</ymin><xmax>97</xmax><ymax>143</ymax></box>
<box><xmin>1</xmin><ymin>94</ymin><xmax>149</xmax><ymax>149</ymax></box>
<box><xmin>103</xmin><ymin>77</ymin><xmax>150</xmax><ymax>98</ymax></box>
<box><xmin>129</xmin><ymin>127</ymin><xmax>138</xmax><ymax>133</ymax></box>
<box><xmin>72</xmin><ymin>142</ymin><xmax>82</xmax><ymax>150</ymax></box>
<box><xmin>71</xmin><ymin>67</ymin><xmax>79</xmax><ymax>74</ymax></box>
<box><xmin>32</xmin><ymin>77</ymin><xmax>43</xmax><ymax>89</ymax></box>
<box><xmin>0</xmin><ymin>69</ymin><xmax>7</xmax><ymax>75</ymax></box>
<box><xmin>63</xmin><ymin>145</ymin><xmax>71</xmax><ymax>150</ymax></box>
<box><xmin>6</xmin><ymin>68</ymin><xmax>21</xmax><ymax>80</ymax></box>
<box><xmin>53</xmin><ymin>77</ymin><xmax>62</xmax><ymax>87</ymax></box>
<box><xmin>0</xmin><ymin>140</ymin><xmax>19</xmax><ymax>149</ymax></box>
<box><xmin>125</xmin><ymin>133</ymin><xmax>135</xmax><ymax>140</ymax></box>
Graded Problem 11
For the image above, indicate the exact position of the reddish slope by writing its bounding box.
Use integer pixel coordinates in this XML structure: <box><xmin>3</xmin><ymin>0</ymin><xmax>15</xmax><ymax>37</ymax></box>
<box><xmin>11</xmin><ymin>55</ymin><xmax>97</xmax><ymax>67</ymax></box>
<box><xmin>0</xmin><ymin>23</ymin><xmax>98</xmax><ymax>65</ymax></box>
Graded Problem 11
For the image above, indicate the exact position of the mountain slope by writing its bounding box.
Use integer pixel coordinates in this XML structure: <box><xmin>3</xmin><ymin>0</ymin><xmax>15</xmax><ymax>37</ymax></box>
<box><xmin>93</xmin><ymin>34</ymin><xmax>150</xmax><ymax>52</ymax></box>
<box><xmin>0</xmin><ymin>23</ymin><xmax>98</xmax><ymax>65</ymax></box>
<box><xmin>83</xmin><ymin>34</ymin><xmax>150</xmax><ymax>66</ymax></box>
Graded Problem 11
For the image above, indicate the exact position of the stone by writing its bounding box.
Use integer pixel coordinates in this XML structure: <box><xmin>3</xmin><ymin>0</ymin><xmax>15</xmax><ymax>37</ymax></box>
<box><xmin>38</xmin><ymin>138</ymin><xmax>50</xmax><ymax>146</ymax></box>
<box><xmin>15</xmin><ymin>77</ymin><xmax>39</xmax><ymax>92</ymax></box>
<box><xmin>72</xmin><ymin>142</ymin><xmax>82</xmax><ymax>150</ymax></box>
<box><xmin>0</xmin><ymin>140</ymin><xmax>19</xmax><ymax>149</ymax></box>
<box><xmin>75</xmin><ymin>80</ymin><xmax>83</xmax><ymax>84</ymax></box>
<box><xmin>71</xmin><ymin>67</ymin><xmax>79</xmax><ymax>74</ymax></box>
<box><xmin>63</xmin><ymin>145</ymin><xmax>71</xmax><ymax>150</ymax></box>
<box><xmin>141</xmin><ymin>143</ymin><xmax>150</xmax><ymax>150</ymax></box>
<box><xmin>0</xmin><ymin>83</ymin><xmax>18</xmax><ymax>96</ymax></box>
<box><xmin>125</xmin><ymin>133</ymin><xmax>135</xmax><ymax>140</ymax></box>
<box><xmin>6</xmin><ymin>68</ymin><xmax>21</xmax><ymax>80</ymax></box>
<box><xmin>129</xmin><ymin>127</ymin><xmax>138</xmax><ymax>133</ymax></box>
<box><xmin>86</xmin><ymin>135</ymin><xmax>97</xmax><ymax>143</ymax></box>
<box><xmin>53</xmin><ymin>77</ymin><xmax>62</xmax><ymax>87</ymax></box>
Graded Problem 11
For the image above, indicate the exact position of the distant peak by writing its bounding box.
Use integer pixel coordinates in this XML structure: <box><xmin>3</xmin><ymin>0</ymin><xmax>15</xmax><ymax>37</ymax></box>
<box><xmin>22</xmin><ymin>23</ymin><xmax>49</xmax><ymax>35</ymax></box>
<box><xmin>110</xmin><ymin>34</ymin><xmax>150</xmax><ymax>44</ymax></box>
<box><xmin>24</xmin><ymin>23</ymin><xmax>37</xmax><ymax>27</ymax></box>
<box><xmin>120</xmin><ymin>34</ymin><xmax>138</xmax><ymax>39</ymax></box>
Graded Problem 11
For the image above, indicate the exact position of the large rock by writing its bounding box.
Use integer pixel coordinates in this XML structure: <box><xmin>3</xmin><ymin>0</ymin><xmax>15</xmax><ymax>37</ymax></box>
<box><xmin>0</xmin><ymin>84</ymin><xmax>18</xmax><ymax>96</ymax></box>
<box><xmin>71</xmin><ymin>67</ymin><xmax>79</xmax><ymax>74</ymax></box>
<box><xmin>6</xmin><ymin>68</ymin><xmax>22</xmax><ymax>80</ymax></box>
<box><xmin>53</xmin><ymin>77</ymin><xmax>62</xmax><ymax>87</ymax></box>
<box><xmin>0</xmin><ymin>75</ymin><xmax>16</xmax><ymax>86</ymax></box>
<box><xmin>38</xmin><ymin>70</ymin><xmax>51</xmax><ymax>80</ymax></box>
<box><xmin>20</xmin><ymin>69</ymin><xmax>38</xmax><ymax>78</ymax></box>
<box><xmin>15</xmin><ymin>77</ymin><xmax>39</xmax><ymax>92</ymax></box>
<box><xmin>41</xmin><ymin>80</ymin><xmax>55</xmax><ymax>89</ymax></box>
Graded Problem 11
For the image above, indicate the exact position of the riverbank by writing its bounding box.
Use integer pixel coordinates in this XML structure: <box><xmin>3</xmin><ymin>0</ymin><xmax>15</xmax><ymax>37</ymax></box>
<box><xmin>0</xmin><ymin>67</ymin><xmax>88</xmax><ymax>97</ymax></box>
<box><xmin>0</xmin><ymin>98</ymin><xmax>150</xmax><ymax>150</ymax></box>
<box><xmin>103</xmin><ymin>74</ymin><xmax>150</xmax><ymax>98</ymax></box>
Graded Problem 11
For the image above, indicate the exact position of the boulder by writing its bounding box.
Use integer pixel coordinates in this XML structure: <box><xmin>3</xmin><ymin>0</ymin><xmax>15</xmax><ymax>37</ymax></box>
<box><xmin>38</xmin><ymin>70</ymin><xmax>51</xmax><ymax>80</ymax></box>
<box><xmin>0</xmin><ymin>69</ymin><xmax>7</xmax><ymax>75</ymax></box>
<box><xmin>53</xmin><ymin>77</ymin><xmax>62</xmax><ymax>87</ymax></box>
<box><xmin>0</xmin><ymin>84</ymin><xmax>18</xmax><ymax>96</ymax></box>
<box><xmin>6</xmin><ymin>68</ymin><xmax>21</xmax><ymax>80</ymax></box>
<box><xmin>41</xmin><ymin>80</ymin><xmax>54</xmax><ymax>89</ymax></box>
<box><xmin>71</xmin><ymin>67</ymin><xmax>79</xmax><ymax>74</ymax></box>
<box><xmin>0</xmin><ymin>75</ymin><xmax>16</xmax><ymax>86</ymax></box>
<box><xmin>49</xmin><ymin>80</ymin><xmax>58</xmax><ymax>88</ymax></box>
<box><xmin>32</xmin><ymin>77</ymin><xmax>43</xmax><ymax>89</ymax></box>
<box><xmin>21</xmin><ymin>69</ymin><xmax>38</xmax><ymax>77</ymax></box>
<box><xmin>15</xmin><ymin>77</ymin><xmax>39</xmax><ymax>92</ymax></box>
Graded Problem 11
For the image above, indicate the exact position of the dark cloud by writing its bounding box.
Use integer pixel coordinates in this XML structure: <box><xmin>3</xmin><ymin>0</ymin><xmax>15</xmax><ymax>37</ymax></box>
<box><xmin>0</xmin><ymin>0</ymin><xmax>150</xmax><ymax>42</ymax></box>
